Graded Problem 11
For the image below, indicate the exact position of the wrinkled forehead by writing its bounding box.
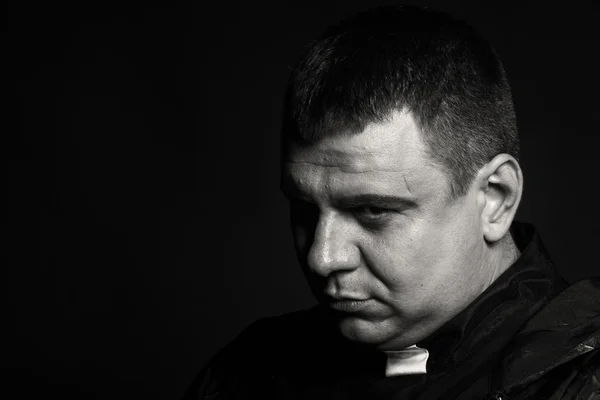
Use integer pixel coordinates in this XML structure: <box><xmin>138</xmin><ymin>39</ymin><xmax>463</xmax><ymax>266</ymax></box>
<box><xmin>281</xmin><ymin>111</ymin><xmax>448</xmax><ymax>199</ymax></box>
<box><xmin>283</xmin><ymin>110</ymin><xmax>429</xmax><ymax>173</ymax></box>
<box><xmin>284</xmin><ymin>144</ymin><xmax>398</xmax><ymax>174</ymax></box>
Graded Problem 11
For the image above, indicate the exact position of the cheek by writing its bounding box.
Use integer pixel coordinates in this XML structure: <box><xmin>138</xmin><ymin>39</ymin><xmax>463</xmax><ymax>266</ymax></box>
<box><xmin>415</xmin><ymin>211</ymin><xmax>483</xmax><ymax>295</ymax></box>
<box><xmin>290</xmin><ymin>217</ymin><xmax>313</xmax><ymax>257</ymax></box>
<box><xmin>291</xmin><ymin>224</ymin><xmax>306</xmax><ymax>252</ymax></box>
<box><xmin>365</xmin><ymin>226</ymin><xmax>433</xmax><ymax>290</ymax></box>
<box><xmin>289</xmin><ymin>202</ymin><xmax>320</xmax><ymax>257</ymax></box>
<box><xmin>366</xmin><ymin>215</ymin><xmax>475</xmax><ymax>292</ymax></box>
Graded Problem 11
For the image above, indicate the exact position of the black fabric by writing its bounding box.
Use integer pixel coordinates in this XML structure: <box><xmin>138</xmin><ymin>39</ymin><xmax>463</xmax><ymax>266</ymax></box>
<box><xmin>183</xmin><ymin>223</ymin><xmax>600</xmax><ymax>399</ymax></box>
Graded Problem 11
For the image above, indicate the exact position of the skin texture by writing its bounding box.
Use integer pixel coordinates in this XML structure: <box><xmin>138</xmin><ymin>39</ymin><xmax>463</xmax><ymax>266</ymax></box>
<box><xmin>282</xmin><ymin>109</ymin><xmax>523</xmax><ymax>351</ymax></box>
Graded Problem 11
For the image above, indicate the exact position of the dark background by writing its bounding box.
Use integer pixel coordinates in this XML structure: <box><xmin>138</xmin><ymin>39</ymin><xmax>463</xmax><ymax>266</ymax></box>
<box><xmin>6</xmin><ymin>1</ymin><xmax>600</xmax><ymax>399</ymax></box>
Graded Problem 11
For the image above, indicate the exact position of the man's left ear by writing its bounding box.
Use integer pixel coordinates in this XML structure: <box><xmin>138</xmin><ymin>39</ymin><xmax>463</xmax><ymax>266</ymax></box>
<box><xmin>477</xmin><ymin>154</ymin><xmax>523</xmax><ymax>243</ymax></box>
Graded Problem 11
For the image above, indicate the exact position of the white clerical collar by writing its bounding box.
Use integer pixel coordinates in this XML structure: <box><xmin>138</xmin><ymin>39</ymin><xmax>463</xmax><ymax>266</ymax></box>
<box><xmin>383</xmin><ymin>345</ymin><xmax>429</xmax><ymax>377</ymax></box>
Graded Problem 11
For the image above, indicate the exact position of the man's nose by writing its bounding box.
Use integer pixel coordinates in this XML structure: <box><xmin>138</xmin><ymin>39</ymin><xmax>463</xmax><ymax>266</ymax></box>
<box><xmin>307</xmin><ymin>213</ymin><xmax>360</xmax><ymax>277</ymax></box>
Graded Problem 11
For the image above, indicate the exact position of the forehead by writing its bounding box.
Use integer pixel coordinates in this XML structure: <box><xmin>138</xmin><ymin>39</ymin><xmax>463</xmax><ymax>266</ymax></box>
<box><xmin>282</xmin><ymin>110</ymin><xmax>447</xmax><ymax>198</ymax></box>
<box><xmin>286</xmin><ymin>111</ymin><xmax>423</xmax><ymax>170</ymax></box>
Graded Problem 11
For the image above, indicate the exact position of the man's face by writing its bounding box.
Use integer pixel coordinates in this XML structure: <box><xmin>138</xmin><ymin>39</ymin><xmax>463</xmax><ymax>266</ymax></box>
<box><xmin>282</xmin><ymin>110</ymin><xmax>492</xmax><ymax>350</ymax></box>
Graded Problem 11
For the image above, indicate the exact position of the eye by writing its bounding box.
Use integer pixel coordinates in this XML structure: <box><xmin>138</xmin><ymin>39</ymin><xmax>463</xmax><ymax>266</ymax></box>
<box><xmin>289</xmin><ymin>198</ymin><xmax>319</xmax><ymax>225</ymax></box>
<box><xmin>352</xmin><ymin>206</ymin><xmax>393</xmax><ymax>223</ymax></box>
<box><xmin>357</xmin><ymin>206</ymin><xmax>385</xmax><ymax>215</ymax></box>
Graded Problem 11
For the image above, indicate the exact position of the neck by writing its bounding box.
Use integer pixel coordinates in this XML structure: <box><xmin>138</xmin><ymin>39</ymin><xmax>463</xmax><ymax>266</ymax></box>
<box><xmin>486</xmin><ymin>233</ymin><xmax>521</xmax><ymax>288</ymax></box>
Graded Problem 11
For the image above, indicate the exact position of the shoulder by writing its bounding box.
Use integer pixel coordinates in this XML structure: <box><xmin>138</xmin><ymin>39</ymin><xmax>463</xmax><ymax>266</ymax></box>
<box><xmin>559</xmin><ymin>348</ymin><xmax>600</xmax><ymax>399</ymax></box>
<box><xmin>498</xmin><ymin>279</ymin><xmax>600</xmax><ymax>398</ymax></box>
<box><xmin>181</xmin><ymin>306</ymin><xmax>330</xmax><ymax>400</ymax></box>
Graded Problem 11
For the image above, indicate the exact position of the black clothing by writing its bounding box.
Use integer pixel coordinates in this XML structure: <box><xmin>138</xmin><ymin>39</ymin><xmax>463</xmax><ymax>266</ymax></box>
<box><xmin>183</xmin><ymin>224</ymin><xmax>600</xmax><ymax>399</ymax></box>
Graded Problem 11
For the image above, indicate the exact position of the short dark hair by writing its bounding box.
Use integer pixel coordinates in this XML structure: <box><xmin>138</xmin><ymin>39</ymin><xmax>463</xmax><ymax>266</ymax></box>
<box><xmin>282</xmin><ymin>5</ymin><xmax>519</xmax><ymax>198</ymax></box>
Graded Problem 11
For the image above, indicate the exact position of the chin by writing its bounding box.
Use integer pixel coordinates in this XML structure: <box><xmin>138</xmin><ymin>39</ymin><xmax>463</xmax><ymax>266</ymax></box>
<box><xmin>337</xmin><ymin>314</ymin><xmax>423</xmax><ymax>351</ymax></box>
<box><xmin>338</xmin><ymin>316</ymin><xmax>396</xmax><ymax>347</ymax></box>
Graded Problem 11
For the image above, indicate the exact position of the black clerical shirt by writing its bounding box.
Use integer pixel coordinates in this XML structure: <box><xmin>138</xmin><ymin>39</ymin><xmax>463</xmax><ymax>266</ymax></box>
<box><xmin>183</xmin><ymin>223</ymin><xmax>600</xmax><ymax>400</ymax></box>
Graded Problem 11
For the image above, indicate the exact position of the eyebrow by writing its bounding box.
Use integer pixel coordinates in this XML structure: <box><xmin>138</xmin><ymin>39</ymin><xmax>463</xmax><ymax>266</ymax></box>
<box><xmin>281</xmin><ymin>184</ymin><xmax>417</xmax><ymax>210</ymax></box>
<box><xmin>333</xmin><ymin>194</ymin><xmax>417</xmax><ymax>209</ymax></box>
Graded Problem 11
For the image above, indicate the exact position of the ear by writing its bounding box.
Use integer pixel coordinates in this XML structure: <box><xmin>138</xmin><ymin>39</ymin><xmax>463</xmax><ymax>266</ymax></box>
<box><xmin>476</xmin><ymin>154</ymin><xmax>523</xmax><ymax>243</ymax></box>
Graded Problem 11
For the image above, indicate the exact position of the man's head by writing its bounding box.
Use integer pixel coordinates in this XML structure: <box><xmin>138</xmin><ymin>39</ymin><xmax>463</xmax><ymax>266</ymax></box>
<box><xmin>281</xmin><ymin>6</ymin><xmax>523</xmax><ymax>350</ymax></box>
<box><xmin>283</xmin><ymin>5</ymin><xmax>519</xmax><ymax>198</ymax></box>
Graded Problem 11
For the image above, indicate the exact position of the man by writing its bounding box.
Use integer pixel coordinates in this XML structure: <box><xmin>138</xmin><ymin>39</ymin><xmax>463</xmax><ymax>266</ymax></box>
<box><xmin>183</xmin><ymin>5</ymin><xmax>600</xmax><ymax>399</ymax></box>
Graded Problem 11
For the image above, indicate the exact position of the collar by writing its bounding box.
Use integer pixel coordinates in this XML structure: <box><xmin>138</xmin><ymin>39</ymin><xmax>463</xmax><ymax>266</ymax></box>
<box><xmin>384</xmin><ymin>345</ymin><xmax>429</xmax><ymax>376</ymax></box>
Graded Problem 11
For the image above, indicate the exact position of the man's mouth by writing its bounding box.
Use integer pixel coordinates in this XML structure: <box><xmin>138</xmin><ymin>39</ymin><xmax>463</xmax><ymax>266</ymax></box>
<box><xmin>328</xmin><ymin>298</ymin><xmax>372</xmax><ymax>312</ymax></box>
